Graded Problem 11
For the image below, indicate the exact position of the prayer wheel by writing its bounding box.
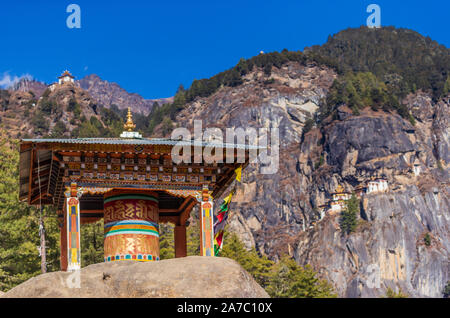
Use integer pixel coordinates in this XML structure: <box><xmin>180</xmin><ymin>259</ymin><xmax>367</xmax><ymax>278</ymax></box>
<box><xmin>103</xmin><ymin>190</ymin><xmax>160</xmax><ymax>262</ymax></box>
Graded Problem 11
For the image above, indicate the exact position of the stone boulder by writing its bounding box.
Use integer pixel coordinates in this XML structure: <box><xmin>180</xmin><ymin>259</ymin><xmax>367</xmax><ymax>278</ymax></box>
<box><xmin>2</xmin><ymin>256</ymin><xmax>268</xmax><ymax>298</ymax></box>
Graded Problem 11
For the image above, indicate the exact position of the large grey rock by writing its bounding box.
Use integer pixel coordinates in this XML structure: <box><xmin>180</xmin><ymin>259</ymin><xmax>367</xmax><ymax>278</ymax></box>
<box><xmin>294</xmin><ymin>186</ymin><xmax>450</xmax><ymax>298</ymax></box>
<box><xmin>3</xmin><ymin>256</ymin><xmax>269</xmax><ymax>298</ymax></box>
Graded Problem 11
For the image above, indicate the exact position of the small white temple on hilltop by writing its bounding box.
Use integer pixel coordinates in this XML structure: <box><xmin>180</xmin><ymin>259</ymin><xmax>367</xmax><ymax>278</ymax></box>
<box><xmin>58</xmin><ymin>70</ymin><xmax>75</xmax><ymax>84</ymax></box>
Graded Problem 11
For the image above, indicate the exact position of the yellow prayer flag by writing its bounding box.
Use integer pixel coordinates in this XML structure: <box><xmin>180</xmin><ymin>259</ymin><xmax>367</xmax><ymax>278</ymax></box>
<box><xmin>235</xmin><ymin>166</ymin><xmax>242</xmax><ymax>182</ymax></box>
<box><xmin>224</xmin><ymin>191</ymin><xmax>233</xmax><ymax>205</ymax></box>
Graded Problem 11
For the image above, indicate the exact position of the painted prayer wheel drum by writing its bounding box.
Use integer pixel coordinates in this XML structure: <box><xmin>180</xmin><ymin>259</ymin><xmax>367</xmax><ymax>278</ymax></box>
<box><xmin>103</xmin><ymin>190</ymin><xmax>160</xmax><ymax>262</ymax></box>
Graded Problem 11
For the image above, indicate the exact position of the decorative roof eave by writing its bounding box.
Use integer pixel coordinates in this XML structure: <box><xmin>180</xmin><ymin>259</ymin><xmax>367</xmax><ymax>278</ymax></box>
<box><xmin>20</xmin><ymin>138</ymin><xmax>266</xmax><ymax>150</ymax></box>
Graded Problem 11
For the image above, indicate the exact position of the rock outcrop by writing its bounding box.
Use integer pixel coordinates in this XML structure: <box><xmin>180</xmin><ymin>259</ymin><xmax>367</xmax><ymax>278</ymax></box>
<box><xmin>2</xmin><ymin>256</ymin><xmax>268</xmax><ymax>298</ymax></box>
<box><xmin>295</xmin><ymin>185</ymin><xmax>449</xmax><ymax>297</ymax></box>
<box><xmin>151</xmin><ymin>54</ymin><xmax>449</xmax><ymax>297</ymax></box>
<box><xmin>78</xmin><ymin>74</ymin><xmax>172</xmax><ymax>115</ymax></box>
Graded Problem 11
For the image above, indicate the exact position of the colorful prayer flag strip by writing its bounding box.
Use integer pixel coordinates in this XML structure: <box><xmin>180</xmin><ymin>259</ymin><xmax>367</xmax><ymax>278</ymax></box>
<box><xmin>213</xmin><ymin>165</ymin><xmax>242</xmax><ymax>256</ymax></box>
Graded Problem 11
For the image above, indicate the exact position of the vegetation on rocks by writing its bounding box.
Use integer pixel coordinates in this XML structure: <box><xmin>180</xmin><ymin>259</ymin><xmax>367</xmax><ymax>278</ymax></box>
<box><xmin>339</xmin><ymin>194</ymin><xmax>360</xmax><ymax>235</ymax></box>
<box><xmin>307</xmin><ymin>26</ymin><xmax>450</xmax><ymax>99</ymax></box>
<box><xmin>323</xmin><ymin>72</ymin><xmax>415</xmax><ymax>125</ymax></box>
<box><xmin>384</xmin><ymin>287</ymin><xmax>409</xmax><ymax>298</ymax></box>
<box><xmin>220</xmin><ymin>232</ymin><xmax>336</xmax><ymax>298</ymax></box>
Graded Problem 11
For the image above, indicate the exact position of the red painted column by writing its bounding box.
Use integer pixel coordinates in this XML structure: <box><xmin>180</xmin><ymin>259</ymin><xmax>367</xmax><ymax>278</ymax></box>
<box><xmin>174</xmin><ymin>225</ymin><xmax>187</xmax><ymax>258</ymax></box>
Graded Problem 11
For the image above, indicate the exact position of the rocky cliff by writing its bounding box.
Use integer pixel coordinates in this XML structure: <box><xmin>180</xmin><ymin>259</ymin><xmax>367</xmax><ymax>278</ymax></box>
<box><xmin>291</xmin><ymin>93</ymin><xmax>449</xmax><ymax>298</ymax></box>
<box><xmin>153</xmin><ymin>53</ymin><xmax>449</xmax><ymax>297</ymax></box>
<box><xmin>78</xmin><ymin>74</ymin><xmax>172</xmax><ymax>115</ymax></box>
<box><xmin>2</xmin><ymin>256</ymin><xmax>268</xmax><ymax>298</ymax></box>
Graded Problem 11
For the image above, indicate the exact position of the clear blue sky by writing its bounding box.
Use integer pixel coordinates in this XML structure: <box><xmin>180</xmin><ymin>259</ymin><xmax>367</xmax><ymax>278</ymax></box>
<box><xmin>0</xmin><ymin>0</ymin><xmax>448</xmax><ymax>99</ymax></box>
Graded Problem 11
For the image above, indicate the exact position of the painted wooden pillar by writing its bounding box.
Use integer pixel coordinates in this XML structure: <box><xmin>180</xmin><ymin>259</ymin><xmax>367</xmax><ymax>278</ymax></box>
<box><xmin>174</xmin><ymin>225</ymin><xmax>187</xmax><ymax>258</ymax></box>
<box><xmin>65</xmin><ymin>183</ymin><xmax>81</xmax><ymax>271</ymax></box>
<box><xmin>199</xmin><ymin>186</ymin><xmax>214</xmax><ymax>256</ymax></box>
<box><xmin>103</xmin><ymin>190</ymin><xmax>160</xmax><ymax>262</ymax></box>
<box><xmin>60</xmin><ymin>213</ymin><xmax>68</xmax><ymax>271</ymax></box>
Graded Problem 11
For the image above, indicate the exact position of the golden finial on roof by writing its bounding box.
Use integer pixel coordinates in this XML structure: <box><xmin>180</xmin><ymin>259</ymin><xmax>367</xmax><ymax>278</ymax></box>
<box><xmin>124</xmin><ymin>107</ymin><xmax>136</xmax><ymax>132</ymax></box>
<box><xmin>335</xmin><ymin>184</ymin><xmax>344</xmax><ymax>193</ymax></box>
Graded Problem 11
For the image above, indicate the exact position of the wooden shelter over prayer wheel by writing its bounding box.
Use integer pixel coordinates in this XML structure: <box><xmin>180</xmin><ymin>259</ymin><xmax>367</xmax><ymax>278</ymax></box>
<box><xmin>18</xmin><ymin>109</ymin><xmax>262</xmax><ymax>271</ymax></box>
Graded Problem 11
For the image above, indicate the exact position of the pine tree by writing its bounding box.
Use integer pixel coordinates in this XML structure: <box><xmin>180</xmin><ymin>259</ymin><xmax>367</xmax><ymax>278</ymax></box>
<box><xmin>0</xmin><ymin>136</ymin><xmax>60</xmax><ymax>291</ymax></box>
<box><xmin>159</xmin><ymin>223</ymin><xmax>175</xmax><ymax>260</ymax></box>
<box><xmin>384</xmin><ymin>287</ymin><xmax>408</xmax><ymax>298</ymax></box>
<box><xmin>339</xmin><ymin>193</ymin><xmax>359</xmax><ymax>235</ymax></box>
<box><xmin>186</xmin><ymin>220</ymin><xmax>200</xmax><ymax>256</ymax></box>
<box><xmin>220</xmin><ymin>231</ymin><xmax>273</xmax><ymax>289</ymax></box>
<box><xmin>443</xmin><ymin>281</ymin><xmax>450</xmax><ymax>298</ymax></box>
<box><xmin>444</xmin><ymin>76</ymin><xmax>450</xmax><ymax>95</ymax></box>
<box><xmin>266</xmin><ymin>256</ymin><xmax>337</xmax><ymax>298</ymax></box>
<box><xmin>81</xmin><ymin>220</ymin><xmax>104</xmax><ymax>266</ymax></box>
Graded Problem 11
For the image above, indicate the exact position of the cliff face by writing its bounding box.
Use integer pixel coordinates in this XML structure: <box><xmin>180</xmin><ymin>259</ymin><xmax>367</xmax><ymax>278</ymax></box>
<box><xmin>284</xmin><ymin>93</ymin><xmax>449</xmax><ymax>297</ymax></box>
<box><xmin>9</xmin><ymin>78</ymin><xmax>47</xmax><ymax>98</ymax></box>
<box><xmin>155</xmin><ymin>62</ymin><xmax>337</xmax><ymax>256</ymax></box>
<box><xmin>159</xmin><ymin>56</ymin><xmax>449</xmax><ymax>297</ymax></box>
<box><xmin>295</xmin><ymin>185</ymin><xmax>449</xmax><ymax>298</ymax></box>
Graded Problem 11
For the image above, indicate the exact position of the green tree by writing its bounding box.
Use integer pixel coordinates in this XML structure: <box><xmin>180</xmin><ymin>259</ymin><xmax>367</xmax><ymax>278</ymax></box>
<box><xmin>443</xmin><ymin>281</ymin><xmax>450</xmax><ymax>298</ymax></box>
<box><xmin>81</xmin><ymin>220</ymin><xmax>104</xmax><ymax>267</ymax></box>
<box><xmin>444</xmin><ymin>76</ymin><xmax>450</xmax><ymax>95</ymax></box>
<box><xmin>266</xmin><ymin>256</ymin><xmax>336</xmax><ymax>298</ymax></box>
<box><xmin>424</xmin><ymin>233</ymin><xmax>431</xmax><ymax>246</ymax></box>
<box><xmin>339</xmin><ymin>193</ymin><xmax>359</xmax><ymax>235</ymax></box>
<box><xmin>0</xmin><ymin>136</ymin><xmax>60</xmax><ymax>291</ymax></box>
<box><xmin>50</xmin><ymin>121</ymin><xmax>67</xmax><ymax>138</ymax></box>
<box><xmin>187</xmin><ymin>220</ymin><xmax>200</xmax><ymax>256</ymax></box>
<box><xmin>384</xmin><ymin>287</ymin><xmax>408</xmax><ymax>298</ymax></box>
<box><xmin>220</xmin><ymin>231</ymin><xmax>274</xmax><ymax>289</ymax></box>
<box><xmin>159</xmin><ymin>223</ymin><xmax>175</xmax><ymax>260</ymax></box>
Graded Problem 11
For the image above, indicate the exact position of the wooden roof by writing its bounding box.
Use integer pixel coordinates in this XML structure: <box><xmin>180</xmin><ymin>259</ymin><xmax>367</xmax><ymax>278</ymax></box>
<box><xmin>19</xmin><ymin>137</ymin><xmax>262</xmax><ymax>222</ymax></box>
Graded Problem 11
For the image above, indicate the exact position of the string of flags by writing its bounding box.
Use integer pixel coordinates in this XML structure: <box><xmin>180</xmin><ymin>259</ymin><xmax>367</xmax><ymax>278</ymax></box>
<box><xmin>213</xmin><ymin>165</ymin><xmax>242</xmax><ymax>256</ymax></box>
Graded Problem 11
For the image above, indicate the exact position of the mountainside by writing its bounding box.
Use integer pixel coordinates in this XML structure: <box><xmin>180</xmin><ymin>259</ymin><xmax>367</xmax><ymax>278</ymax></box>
<box><xmin>9</xmin><ymin>78</ymin><xmax>47</xmax><ymax>98</ymax></box>
<box><xmin>150</xmin><ymin>27</ymin><xmax>449</xmax><ymax>297</ymax></box>
<box><xmin>0</xmin><ymin>26</ymin><xmax>449</xmax><ymax>298</ymax></box>
<box><xmin>0</xmin><ymin>81</ymin><xmax>118</xmax><ymax>139</ymax></box>
<box><xmin>305</xmin><ymin>26</ymin><xmax>450</xmax><ymax>98</ymax></box>
<box><xmin>78</xmin><ymin>74</ymin><xmax>173</xmax><ymax>115</ymax></box>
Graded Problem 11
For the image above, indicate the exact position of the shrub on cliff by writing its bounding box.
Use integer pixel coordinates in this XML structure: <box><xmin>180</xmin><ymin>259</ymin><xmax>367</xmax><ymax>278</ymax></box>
<box><xmin>443</xmin><ymin>281</ymin><xmax>450</xmax><ymax>298</ymax></box>
<box><xmin>339</xmin><ymin>194</ymin><xmax>359</xmax><ymax>235</ymax></box>
<box><xmin>221</xmin><ymin>232</ymin><xmax>273</xmax><ymax>289</ymax></box>
<box><xmin>220</xmin><ymin>232</ymin><xmax>336</xmax><ymax>298</ymax></box>
<box><xmin>384</xmin><ymin>287</ymin><xmax>408</xmax><ymax>298</ymax></box>
<box><xmin>266</xmin><ymin>256</ymin><xmax>336</xmax><ymax>298</ymax></box>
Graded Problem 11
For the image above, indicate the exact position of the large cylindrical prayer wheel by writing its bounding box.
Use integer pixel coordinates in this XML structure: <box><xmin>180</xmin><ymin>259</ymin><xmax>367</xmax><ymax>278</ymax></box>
<box><xmin>103</xmin><ymin>190</ymin><xmax>160</xmax><ymax>262</ymax></box>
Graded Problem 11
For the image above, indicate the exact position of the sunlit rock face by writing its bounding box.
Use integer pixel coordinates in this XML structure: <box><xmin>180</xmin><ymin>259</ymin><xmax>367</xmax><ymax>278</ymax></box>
<box><xmin>158</xmin><ymin>58</ymin><xmax>449</xmax><ymax>298</ymax></box>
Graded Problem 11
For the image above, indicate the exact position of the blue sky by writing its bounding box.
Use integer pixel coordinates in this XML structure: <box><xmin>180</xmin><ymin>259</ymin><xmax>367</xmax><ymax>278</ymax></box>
<box><xmin>0</xmin><ymin>0</ymin><xmax>448</xmax><ymax>99</ymax></box>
